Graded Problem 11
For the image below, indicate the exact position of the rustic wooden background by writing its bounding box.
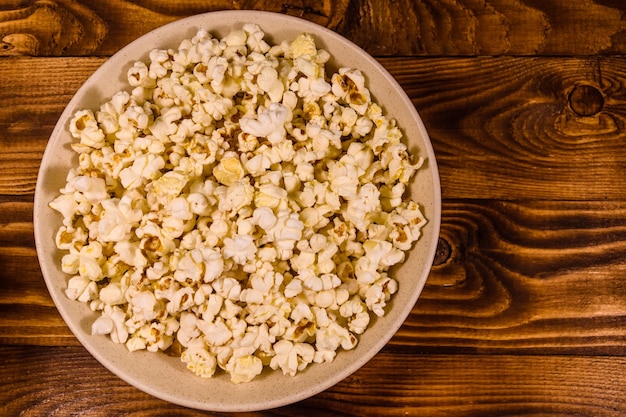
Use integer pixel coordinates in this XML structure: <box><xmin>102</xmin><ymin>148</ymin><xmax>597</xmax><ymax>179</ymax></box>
<box><xmin>2</xmin><ymin>0</ymin><xmax>626</xmax><ymax>415</ymax></box>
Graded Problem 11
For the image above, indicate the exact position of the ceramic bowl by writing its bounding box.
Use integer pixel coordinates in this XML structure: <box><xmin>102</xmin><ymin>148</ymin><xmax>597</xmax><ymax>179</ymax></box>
<box><xmin>34</xmin><ymin>10</ymin><xmax>441</xmax><ymax>412</ymax></box>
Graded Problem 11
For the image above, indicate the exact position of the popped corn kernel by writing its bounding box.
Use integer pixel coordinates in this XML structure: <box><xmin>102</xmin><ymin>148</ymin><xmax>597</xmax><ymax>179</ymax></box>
<box><xmin>182</xmin><ymin>345</ymin><xmax>218</xmax><ymax>378</ymax></box>
<box><xmin>225</xmin><ymin>354</ymin><xmax>263</xmax><ymax>383</ymax></box>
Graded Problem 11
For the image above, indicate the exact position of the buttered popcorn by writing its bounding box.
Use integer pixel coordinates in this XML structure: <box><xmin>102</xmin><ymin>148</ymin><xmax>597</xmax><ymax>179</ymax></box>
<box><xmin>50</xmin><ymin>23</ymin><xmax>427</xmax><ymax>383</ymax></box>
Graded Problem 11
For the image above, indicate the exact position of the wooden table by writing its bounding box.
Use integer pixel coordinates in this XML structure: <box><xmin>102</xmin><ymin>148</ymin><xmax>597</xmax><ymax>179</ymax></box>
<box><xmin>3</xmin><ymin>1</ymin><xmax>626</xmax><ymax>415</ymax></box>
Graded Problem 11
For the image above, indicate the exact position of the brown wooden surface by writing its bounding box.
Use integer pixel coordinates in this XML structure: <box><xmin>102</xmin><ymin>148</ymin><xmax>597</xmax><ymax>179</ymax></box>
<box><xmin>3</xmin><ymin>0</ymin><xmax>626</xmax><ymax>416</ymax></box>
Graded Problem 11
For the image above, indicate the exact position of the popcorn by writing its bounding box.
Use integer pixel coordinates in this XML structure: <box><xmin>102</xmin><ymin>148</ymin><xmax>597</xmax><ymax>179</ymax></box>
<box><xmin>213</xmin><ymin>154</ymin><xmax>244</xmax><ymax>186</ymax></box>
<box><xmin>289</xmin><ymin>33</ymin><xmax>317</xmax><ymax>58</ymax></box>
<box><xmin>239</xmin><ymin>102</ymin><xmax>290</xmax><ymax>144</ymax></box>
<box><xmin>363</xmin><ymin>276</ymin><xmax>398</xmax><ymax>317</ymax></box>
<box><xmin>68</xmin><ymin>175</ymin><xmax>108</xmax><ymax>205</ymax></box>
<box><xmin>314</xmin><ymin>321</ymin><xmax>357</xmax><ymax>363</ymax></box>
<box><xmin>49</xmin><ymin>195</ymin><xmax>80</xmax><ymax>227</ymax></box>
<box><xmin>62</xmin><ymin>240</ymin><xmax>105</xmax><ymax>282</ymax></box>
<box><xmin>100</xmin><ymin>305</ymin><xmax>129</xmax><ymax>344</ymax></box>
<box><xmin>225</xmin><ymin>354</ymin><xmax>263</xmax><ymax>383</ymax></box>
<box><xmin>97</xmin><ymin>196</ymin><xmax>143</xmax><ymax>242</ymax></box>
<box><xmin>256</xmin><ymin>66</ymin><xmax>285</xmax><ymax>102</ymax></box>
<box><xmin>215</xmin><ymin>179</ymin><xmax>254</xmax><ymax>216</ymax></box>
<box><xmin>127</xmin><ymin>61</ymin><xmax>152</xmax><ymax>87</ymax></box>
<box><xmin>92</xmin><ymin>314</ymin><xmax>114</xmax><ymax>335</ymax></box>
<box><xmin>119</xmin><ymin>153</ymin><xmax>166</xmax><ymax>189</ymax></box>
<box><xmin>339</xmin><ymin>296</ymin><xmax>370</xmax><ymax>334</ymax></box>
<box><xmin>50</xmin><ymin>24</ymin><xmax>427</xmax><ymax>383</ymax></box>
<box><xmin>331</xmin><ymin>68</ymin><xmax>371</xmax><ymax>115</ymax></box>
<box><xmin>270</xmin><ymin>339</ymin><xmax>315</xmax><ymax>376</ymax></box>
<box><xmin>182</xmin><ymin>345</ymin><xmax>218</xmax><ymax>378</ymax></box>
<box><xmin>69</xmin><ymin>109</ymin><xmax>105</xmax><ymax>150</ymax></box>
<box><xmin>148</xmin><ymin>170</ymin><xmax>189</xmax><ymax>205</ymax></box>
<box><xmin>99</xmin><ymin>282</ymin><xmax>125</xmax><ymax>305</ymax></box>
<box><xmin>65</xmin><ymin>275</ymin><xmax>98</xmax><ymax>302</ymax></box>
<box><xmin>223</xmin><ymin>234</ymin><xmax>257</xmax><ymax>265</ymax></box>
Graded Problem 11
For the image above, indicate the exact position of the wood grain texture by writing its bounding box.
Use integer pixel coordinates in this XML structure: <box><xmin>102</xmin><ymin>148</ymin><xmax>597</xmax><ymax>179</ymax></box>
<box><xmin>380</xmin><ymin>56</ymin><xmax>626</xmax><ymax>200</ymax></box>
<box><xmin>0</xmin><ymin>57</ymin><xmax>102</xmax><ymax>195</ymax></box>
<box><xmin>2</xmin><ymin>1</ymin><xmax>626</xmax><ymax>415</ymax></box>
<box><xmin>0</xmin><ymin>0</ymin><xmax>625</xmax><ymax>57</ymax></box>
<box><xmin>399</xmin><ymin>200</ymin><xmax>626</xmax><ymax>354</ymax></box>
<box><xmin>2</xmin><ymin>56</ymin><xmax>625</xmax><ymax>199</ymax></box>
<box><xmin>384</xmin><ymin>55</ymin><xmax>626</xmax><ymax>200</ymax></box>
<box><xmin>2</xmin><ymin>346</ymin><xmax>626</xmax><ymax>416</ymax></box>
<box><xmin>0</xmin><ymin>196</ymin><xmax>76</xmax><ymax>345</ymax></box>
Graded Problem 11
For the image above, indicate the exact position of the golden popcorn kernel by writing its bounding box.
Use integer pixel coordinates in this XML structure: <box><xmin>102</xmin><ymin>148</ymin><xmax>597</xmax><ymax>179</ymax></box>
<box><xmin>213</xmin><ymin>156</ymin><xmax>244</xmax><ymax>186</ymax></box>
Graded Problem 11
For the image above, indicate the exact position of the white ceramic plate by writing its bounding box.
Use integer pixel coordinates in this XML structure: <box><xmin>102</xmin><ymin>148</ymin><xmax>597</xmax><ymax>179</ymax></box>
<box><xmin>34</xmin><ymin>10</ymin><xmax>441</xmax><ymax>412</ymax></box>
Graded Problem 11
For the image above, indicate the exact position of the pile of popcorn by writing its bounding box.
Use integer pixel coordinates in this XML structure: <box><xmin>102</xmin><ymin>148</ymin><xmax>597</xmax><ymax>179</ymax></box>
<box><xmin>50</xmin><ymin>23</ymin><xmax>427</xmax><ymax>383</ymax></box>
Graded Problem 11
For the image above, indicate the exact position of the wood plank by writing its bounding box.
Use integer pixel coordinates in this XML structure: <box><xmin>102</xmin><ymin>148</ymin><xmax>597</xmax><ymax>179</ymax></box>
<box><xmin>0</xmin><ymin>57</ymin><xmax>103</xmax><ymax>195</ymax></box>
<box><xmin>398</xmin><ymin>199</ymin><xmax>626</xmax><ymax>354</ymax></box>
<box><xmin>2</xmin><ymin>346</ymin><xmax>626</xmax><ymax>416</ymax></box>
<box><xmin>0</xmin><ymin>305</ymin><xmax>75</xmax><ymax>346</ymax></box>
<box><xmin>2</xmin><ymin>56</ymin><xmax>626</xmax><ymax>199</ymax></box>
<box><xmin>0</xmin><ymin>0</ymin><xmax>625</xmax><ymax>57</ymax></box>
<box><xmin>381</xmin><ymin>56</ymin><xmax>626</xmax><ymax>200</ymax></box>
<box><xmin>3</xmin><ymin>199</ymin><xmax>626</xmax><ymax>353</ymax></box>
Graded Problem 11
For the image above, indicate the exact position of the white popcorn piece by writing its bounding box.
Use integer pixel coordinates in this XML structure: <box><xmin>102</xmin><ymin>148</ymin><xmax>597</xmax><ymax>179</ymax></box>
<box><xmin>119</xmin><ymin>153</ymin><xmax>165</xmax><ymax>190</ymax></box>
<box><xmin>225</xmin><ymin>354</ymin><xmax>263</xmax><ymax>383</ymax></box>
<box><xmin>97</xmin><ymin>197</ymin><xmax>142</xmax><ymax>242</ymax></box>
<box><xmin>257</xmin><ymin>66</ymin><xmax>285</xmax><ymax>102</ymax></box>
<box><xmin>254</xmin><ymin>183</ymin><xmax>287</xmax><ymax>210</ymax></box>
<box><xmin>65</xmin><ymin>275</ymin><xmax>98</xmax><ymax>302</ymax></box>
<box><xmin>166</xmin><ymin>286</ymin><xmax>195</xmax><ymax>314</ymax></box>
<box><xmin>148</xmin><ymin>170</ymin><xmax>189</xmax><ymax>205</ymax></box>
<box><xmin>344</xmin><ymin>183</ymin><xmax>381</xmax><ymax>232</ymax></box>
<box><xmin>49</xmin><ymin>194</ymin><xmax>80</xmax><ymax>227</ymax></box>
<box><xmin>127</xmin><ymin>61</ymin><xmax>153</xmax><ymax>87</ymax></box>
<box><xmin>113</xmin><ymin>240</ymin><xmax>147</xmax><ymax>270</ymax></box>
<box><xmin>363</xmin><ymin>239</ymin><xmax>406</xmax><ymax>268</ymax></box>
<box><xmin>69</xmin><ymin>175</ymin><xmax>108</xmax><ymax>205</ymax></box>
<box><xmin>239</xmin><ymin>102</ymin><xmax>290</xmax><ymax>144</ymax></box>
<box><xmin>212</xmin><ymin>277</ymin><xmax>242</xmax><ymax>302</ymax></box>
<box><xmin>100</xmin><ymin>305</ymin><xmax>129</xmax><ymax>344</ymax></box>
<box><xmin>223</xmin><ymin>234</ymin><xmax>257</xmax><ymax>265</ymax></box>
<box><xmin>99</xmin><ymin>282</ymin><xmax>125</xmax><ymax>305</ymax></box>
<box><xmin>339</xmin><ymin>297</ymin><xmax>370</xmax><ymax>334</ymax></box>
<box><xmin>139</xmin><ymin>321</ymin><xmax>175</xmax><ymax>352</ymax></box>
<box><xmin>270</xmin><ymin>339</ymin><xmax>315</xmax><ymax>376</ymax></box>
<box><xmin>314</xmin><ymin>321</ymin><xmax>357</xmax><ymax>364</ymax></box>
<box><xmin>65</xmin><ymin>241</ymin><xmax>105</xmax><ymax>281</ymax></box>
<box><xmin>251</xmin><ymin>206</ymin><xmax>277</xmax><ymax>231</ymax></box>
<box><xmin>289</xmin><ymin>33</ymin><xmax>317</xmax><ymax>58</ymax></box>
<box><xmin>182</xmin><ymin>345</ymin><xmax>218</xmax><ymax>378</ymax></box>
<box><xmin>198</xmin><ymin>246</ymin><xmax>224</xmax><ymax>283</ymax></box>
<box><xmin>54</xmin><ymin>226</ymin><xmax>87</xmax><ymax>251</ymax></box>
<box><xmin>363</xmin><ymin>276</ymin><xmax>399</xmax><ymax>317</ymax></box>
<box><xmin>213</xmin><ymin>154</ymin><xmax>244</xmax><ymax>186</ymax></box>
<box><xmin>331</xmin><ymin>68</ymin><xmax>371</xmax><ymax>115</ymax></box>
<box><xmin>148</xmin><ymin>49</ymin><xmax>170</xmax><ymax>79</ymax></box>
<box><xmin>327</xmin><ymin>158</ymin><xmax>360</xmax><ymax>200</ymax></box>
<box><xmin>69</xmin><ymin>109</ymin><xmax>105</xmax><ymax>149</ymax></box>
<box><xmin>51</xmin><ymin>25</ymin><xmax>427</xmax><ymax>383</ymax></box>
<box><xmin>216</xmin><ymin>179</ymin><xmax>254</xmax><ymax>215</ymax></box>
<box><xmin>91</xmin><ymin>315</ymin><xmax>114</xmax><ymax>335</ymax></box>
<box><xmin>130</xmin><ymin>291</ymin><xmax>159</xmax><ymax>322</ymax></box>
<box><xmin>284</xmin><ymin>277</ymin><xmax>303</xmax><ymax>299</ymax></box>
<box><xmin>265</xmin><ymin>210</ymin><xmax>304</xmax><ymax>259</ymax></box>
<box><xmin>177</xmin><ymin>311</ymin><xmax>201</xmax><ymax>347</ymax></box>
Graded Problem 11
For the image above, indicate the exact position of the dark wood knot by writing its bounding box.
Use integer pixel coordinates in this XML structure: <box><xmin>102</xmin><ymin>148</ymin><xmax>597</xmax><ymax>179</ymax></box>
<box><xmin>569</xmin><ymin>85</ymin><xmax>604</xmax><ymax>117</ymax></box>
<box><xmin>433</xmin><ymin>237</ymin><xmax>451</xmax><ymax>266</ymax></box>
